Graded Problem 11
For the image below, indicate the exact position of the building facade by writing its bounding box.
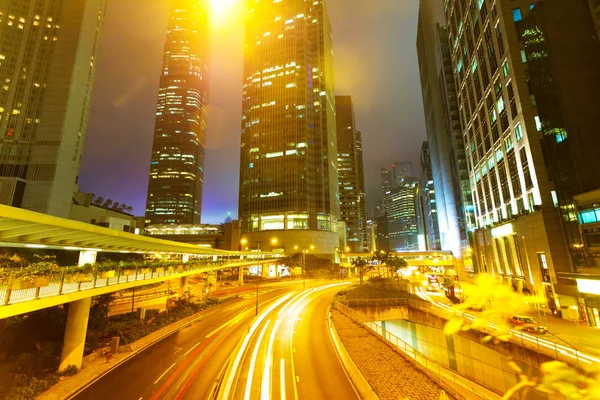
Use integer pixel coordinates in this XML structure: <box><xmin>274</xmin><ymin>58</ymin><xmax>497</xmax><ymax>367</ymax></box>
<box><xmin>384</xmin><ymin>178</ymin><xmax>420</xmax><ymax>252</ymax></box>
<box><xmin>417</xmin><ymin>0</ymin><xmax>466</xmax><ymax>265</ymax></box>
<box><xmin>335</xmin><ymin>96</ymin><xmax>367</xmax><ymax>252</ymax></box>
<box><xmin>380</xmin><ymin>167</ymin><xmax>393</xmax><ymax>195</ymax></box>
<box><xmin>0</xmin><ymin>0</ymin><xmax>106</xmax><ymax>217</ymax></box>
<box><xmin>442</xmin><ymin>0</ymin><xmax>580</xmax><ymax>311</ymax></box>
<box><xmin>522</xmin><ymin>0</ymin><xmax>600</xmax><ymax>323</ymax></box>
<box><xmin>238</xmin><ymin>0</ymin><xmax>339</xmax><ymax>255</ymax></box>
<box><xmin>145</xmin><ymin>0</ymin><xmax>210</xmax><ymax>226</ymax></box>
<box><xmin>393</xmin><ymin>162</ymin><xmax>413</xmax><ymax>186</ymax></box>
<box><xmin>420</xmin><ymin>142</ymin><xmax>441</xmax><ymax>250</ymax></box>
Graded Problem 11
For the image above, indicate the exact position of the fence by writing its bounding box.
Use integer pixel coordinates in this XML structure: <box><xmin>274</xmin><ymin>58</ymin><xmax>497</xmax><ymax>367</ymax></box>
<box><xmin>334</xmin><ymin>301</ymin><xmax>501</xmax><ymax>400</ymax></box>
<box><xmin>0</xmin><ymin>259</ymin><xmax>276</xmax><ymax>307</ymax></box>
<box><xmin>342</xmin><ymin>297</ymin><xmax>430</xmax><ymax>309</ymax></box>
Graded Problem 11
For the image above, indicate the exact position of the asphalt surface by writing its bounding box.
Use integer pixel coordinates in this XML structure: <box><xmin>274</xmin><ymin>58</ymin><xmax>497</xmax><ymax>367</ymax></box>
<box><xmin>219</xmin><ymin>282</ymin><xmax>359</xmax><ymax>400</ymax></box>
<box><xmin>72</xmin><ymin>282</ymin><xmax>303</xmax><ymax>400</ymax></box>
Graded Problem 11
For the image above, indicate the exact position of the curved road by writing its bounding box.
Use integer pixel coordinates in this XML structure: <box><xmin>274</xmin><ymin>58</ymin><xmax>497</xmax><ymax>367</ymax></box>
<box><xmin>72</xmin><ymin>280</ymin><xmax>358</xmax><ymax>400</ymax></box>
<box><xmin>217</xmin><ymin>283</ymin><xmax>359</xmax><ymax>400</ymax></box>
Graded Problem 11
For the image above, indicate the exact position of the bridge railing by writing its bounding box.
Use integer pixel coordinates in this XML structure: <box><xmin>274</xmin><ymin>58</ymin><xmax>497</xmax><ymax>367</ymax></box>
<box><xmin>341</xmin><ymin>297</ymin><xmax>430</xmax><ymax>309</ymax></box>
<box><xmin>0</xmin><ymin>258</ymin><xmax>277</xmax><ymax>306</ymax></box>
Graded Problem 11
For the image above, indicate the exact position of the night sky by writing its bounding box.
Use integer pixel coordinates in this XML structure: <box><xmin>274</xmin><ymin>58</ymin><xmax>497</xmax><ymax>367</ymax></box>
<box><xmin>79</xmin><ymin>0</ymin><xmax>426</xmax><ymax>223</ymax></box>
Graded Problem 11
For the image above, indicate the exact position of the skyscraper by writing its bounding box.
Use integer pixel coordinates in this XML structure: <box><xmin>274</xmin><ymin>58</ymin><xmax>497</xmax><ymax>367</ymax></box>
<box><xmin>145</xmin><ymin>0</ymin><xmax>210</xmax><ymax>226</ymax></box>
<box><xmin>441</xmin><ymin>0</ymin><xmax>578</xmax><ymax>310</ymax></box>
<box><xmin>380</xmin><ymin>168</ymin><xmax>393</xmax><ymax>194</ymax></box>
<box><xmin>420</xmin><ymin>142</ymin><xmax>440</xmax><ymax>250</ymax></box>
<box><xmin>522</xmin><ymin>0</ymin><xmax>600</xmax><ymax>305</ymax></box>
<box><xmin>0</xmin><ymin>0</ymin><xmax>106</xmax><ymax>217</ymax></box>
<box><xmin>238</xmin><ymin>0</ymin><xmax>339</xmax><ymax>254</ymax></box>
<box><xmin>336</xmin><ymin>96</ymin><xmax>367</xmax><ymax>252</ymax></box>
<box><xmin>384</xmin><ymin>178</ymin><xmax>420</xmax><ymax>252</ymax></box>
<box><xmin>416</xmin><ymin>0</ymin><xmax>465</xmax><ymax>264</ymax></box>
<box><xmin>392</xmin><ymin>162</ymin><xmax>413</xmax><ymax>186</ymax></box>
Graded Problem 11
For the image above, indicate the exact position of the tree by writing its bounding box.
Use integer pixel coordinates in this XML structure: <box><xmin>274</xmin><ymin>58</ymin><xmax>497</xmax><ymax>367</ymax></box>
<box><xmin>112</xmin><ymin>202</ymin><xmax>120</xmax><ymax>211</ymax></box>
<box><xmin>103</xmin><ymin>199</ymin><xmax>113</xmax><ymax>209</ymax></box>
<box><xmin>125</xmin><ymin>205</ymin><xmax>134</xmax><ymax>214</ymax></box>
<box><xmin>385</xmin><ymin>257</ymin><xmax>408</xmax><ymax>277</ymax></box>
<box><xmin>93</xmin><ymin>196</ymin><xmax>104</xmax><ymax>206</ymax></box>
<box><xmin>352</xmin><ymin>257</ymin><xmax>368</xmax><ymax>285</ymax></box>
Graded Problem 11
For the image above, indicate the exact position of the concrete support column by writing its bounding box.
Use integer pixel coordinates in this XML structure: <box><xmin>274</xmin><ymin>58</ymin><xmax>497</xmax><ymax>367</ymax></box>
<box><xmin>238</xmin><ymin>266</ymin><xmax>244</xmax><ymax>285</ymax></box>
<box><xmin>182</xmin><ymin>254</ymin><xmax>190</xmax><ymax>263</ymax></box>
<box><xmin>59</xmin><ymin>297</ymin><xmax>92</xmax><ymax>371</ymax></box>
<box><xmin>78</xmin><ymin>250</ymin><xmax>97</xmax><ymax>266</ymax></box>
<box><xmin>179</xmin><ymin>276</ymin><xmax>189</xmax><ymax>298</ymax></box>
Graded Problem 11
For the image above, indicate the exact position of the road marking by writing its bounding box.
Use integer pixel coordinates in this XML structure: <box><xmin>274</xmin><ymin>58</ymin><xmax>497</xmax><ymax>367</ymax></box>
<box><xmin>244</xmin><ymin>319</ymin><xmax>272</xmax><ymax>400</ymax></box>
<box><xmin>296</xmin><ymin>376</ymin><xmax>300</xmax><ymax>383</ymax></box>
<box><xmin>280</xmin><ymin>358</ymin><xmax>286</xmax><ymax>400</ymax></box>
<box><xmin>153</xmin><ymin>363</ymin><xmax>176</xmax><ymax>385</ymax></box>
<box><xmin>206</xmin><ymin>321</ymin><xmax>229</xmax><ymax>339</ymax></box>
<box><xmin>184</xmin><ymin>342</ymin><xmax>200</xmax><ymax>356</ymax></box>
<box><xmin>173</xmin><ymin>348</ymin><xmax>182</xmax><ymax>354</ymax></box>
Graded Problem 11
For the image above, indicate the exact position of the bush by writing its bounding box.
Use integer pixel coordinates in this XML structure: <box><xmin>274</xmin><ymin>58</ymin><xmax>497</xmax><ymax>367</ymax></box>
<box><xmin>58</xmin><ymin>365</ymin><xmax>78</xmax><ymax>377</ymax></box>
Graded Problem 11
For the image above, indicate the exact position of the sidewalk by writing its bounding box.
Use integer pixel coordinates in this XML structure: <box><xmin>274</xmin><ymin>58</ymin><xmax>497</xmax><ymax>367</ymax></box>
<box><xmin>331</xmin><ymin>310</ymin><xmax>450</xmax><ymax>400</ymax></box>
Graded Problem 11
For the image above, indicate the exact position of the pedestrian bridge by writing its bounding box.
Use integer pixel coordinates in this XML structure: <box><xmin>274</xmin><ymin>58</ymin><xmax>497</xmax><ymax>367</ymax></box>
<box><xmin>341</xmin><ymin>251</ymin><xmax>456</xmax><ymax>267</ymax></box>
<box><xmin>0</xmin><ymin>258</ymin><xmax>277</xmax><ymax>319</ymax></box>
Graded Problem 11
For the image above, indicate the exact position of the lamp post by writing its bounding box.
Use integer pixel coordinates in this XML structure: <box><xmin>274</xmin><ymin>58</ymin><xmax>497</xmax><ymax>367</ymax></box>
<box><xmin>240</xmin><ymin>237</ymin><xmax>277</xmax><ymax>315</ymax></box>
<box><xmin>294</xmin><ymin>244</ymin><xmax>314</xmax><ymax>288</ymax></box>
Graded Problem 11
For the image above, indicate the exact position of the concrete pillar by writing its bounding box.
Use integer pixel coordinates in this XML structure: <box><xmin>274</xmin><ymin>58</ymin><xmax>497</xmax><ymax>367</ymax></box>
<box><xmin>238</xmin><ymin>266</ymin><xmax>244</xmax><ymax>285</ymax></box>
<box><xmin>179</xmin><ymin>276</ymin><xmax>189</xmax><ymax>298</ymax></box>
<box><xmin>182</xmin><ymin>254</ymin><xmax>190</xmax><ymax>263</ymax></box>
<box><xmin>78</xmin><ymin>250</ymin><xmax>97</xmax><ymax>266</ymax></box>
<box><xmin>59</xmin><ymin>297</ymin><xmax>92</xmax><ymax>371</ymax></box>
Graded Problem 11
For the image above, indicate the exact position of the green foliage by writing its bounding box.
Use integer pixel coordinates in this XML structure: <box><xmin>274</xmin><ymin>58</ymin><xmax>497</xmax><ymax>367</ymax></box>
<box><xmin>338</xmin><ymin>277</ymin><xmax>415</xmax><ymax>300</ymax></box>
<box><xmin>444</xmin><ymin>274</ymin><xmax>545</xmax><ymax>340</ymax></box>
<box><xmin>58</xmin><ymin>365</ymin><xmax>78</xmax><ymax>377</ymax></box>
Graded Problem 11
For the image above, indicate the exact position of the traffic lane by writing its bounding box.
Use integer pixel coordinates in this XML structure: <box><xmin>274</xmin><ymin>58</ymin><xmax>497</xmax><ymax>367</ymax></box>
<box><xmin>292</xmin><ymin>286</ymin><xmax>359</xmax><ymax>400</ymax></box>
<box><xmin>72</xmin><ymin>287</ymin><xmax>296</xmax><ymax>400</ymax></box>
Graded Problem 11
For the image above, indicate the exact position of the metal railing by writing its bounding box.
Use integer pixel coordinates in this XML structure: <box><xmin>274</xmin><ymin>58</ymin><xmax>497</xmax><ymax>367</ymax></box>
<box><xmin>422</xmin><ymin>301</ymin><xmax>600</xmax><ymax>369</ymax></box>
<box><xmin>334</xmin><ymin>301</ymin><xmax>501</xmax><ymax>400</ymax></box>
<box><xmin>0</xmin><ymin>258</ymin><xmax>276</xmax><ymax>307</ymax></box>
<box><xmin>341</xmin><ymin>297</ymin><xmax>430</xmax><ymax>309</ymax></box>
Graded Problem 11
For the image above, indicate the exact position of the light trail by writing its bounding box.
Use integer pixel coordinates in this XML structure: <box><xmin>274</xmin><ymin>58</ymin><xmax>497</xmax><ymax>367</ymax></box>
<box><xmin>280</xmin><ymin>358</ymin><xmax>287</xmax><ymax>400</ymax></box>
<box><xmin>244</xmin><ymin>319</ymin><xmax>271</xmax><ymax>400</ymax></box>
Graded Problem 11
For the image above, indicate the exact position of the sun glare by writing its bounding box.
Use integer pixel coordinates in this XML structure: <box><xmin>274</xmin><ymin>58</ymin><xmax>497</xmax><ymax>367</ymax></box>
<box><xmin>209</xmin><ymin>0</ymin><xmax>239</xmax><ymax>20</ymax></box>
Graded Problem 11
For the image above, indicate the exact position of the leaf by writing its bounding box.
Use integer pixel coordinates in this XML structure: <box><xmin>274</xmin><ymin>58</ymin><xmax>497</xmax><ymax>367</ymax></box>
<box><xmin>444</xmin><ymin>317</ymin><xmax>464</xmax><ymax>335</ymax></box>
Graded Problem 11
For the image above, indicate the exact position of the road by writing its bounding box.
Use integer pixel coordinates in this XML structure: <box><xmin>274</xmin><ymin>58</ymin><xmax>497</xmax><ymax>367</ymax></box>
<box><xmin>73</xmin><ymin>282</ymin><xmax>298</xmax><ymax>400</ymax></box>
<box><xmin>217</xmin><ymin>282</ymin><xmax>359</xmax><ymax>400</ymax></box>
<box><xmin>73</xmin><ymin>280</ymin><xmax>355</xmax><ymax>400</ymax></box>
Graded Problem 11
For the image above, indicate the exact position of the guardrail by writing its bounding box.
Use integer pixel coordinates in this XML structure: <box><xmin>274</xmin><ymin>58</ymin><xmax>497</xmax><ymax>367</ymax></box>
<box><xmin>421</xmin><ymin>300</ymin><xmax>600</xmax><ymax>369</ymax></box>
<box><xmin>334</xmin><ymin>301</ymin><xmax>500</xmax><ymax>400</ymax></box>
<box><xmin>341</xmin><ymin>297</ymin><xmax>430</xmax><ymax>309</ymax></box>
<box><xmin>0</xmin><ymin>259</ymin><xmax>277</xmax><ymax>307</ymax></box>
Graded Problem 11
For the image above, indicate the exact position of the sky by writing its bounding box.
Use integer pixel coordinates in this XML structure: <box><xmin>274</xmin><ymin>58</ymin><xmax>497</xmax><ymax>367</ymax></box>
<box><xmin>79</xmin><ymin>0</ymin><xmax>426</xmax><ymax>224</ymax></box>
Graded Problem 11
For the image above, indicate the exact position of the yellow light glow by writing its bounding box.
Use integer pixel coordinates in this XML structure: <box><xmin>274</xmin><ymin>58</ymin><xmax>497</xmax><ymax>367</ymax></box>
<box><xmin>209</xmin><ymin>0</ymin><xmax>242</xmax><ymax>26</ymax></box>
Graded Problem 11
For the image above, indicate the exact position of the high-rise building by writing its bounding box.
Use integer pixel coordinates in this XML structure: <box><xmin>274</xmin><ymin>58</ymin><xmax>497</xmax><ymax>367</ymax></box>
<box><xmin>336</xmin><ymin>96</ymin><xmax>367</xmax><ymax>252</ymax></box>
<box><xmin>521</xmin><ymin>0</ymin><xmax>600</xmax><ymax>323</ymax></box>
<box><xmin>0</xmin><ymin>0</ymin><xmax>106</xmax><ymax>217</ymax></box>
<box><xmin>238</xmin><ymin>0</ymin><xmax>339</xmax><ymax>254</ymax></box>
<box><xmin>417</xmin><ymin>0</ymin><xmax>468</xmax><ymax>265</ymax></box>
<box><xmin>392</xmin><ymin>162</ymin><xmax>413</xmax><ymax>186</ymax></box>
<box><xmin>380</xmin><ymin>167</ymin><xmax>393</xmax><ymax>194</ymax></box>
<box><xmin>442</xmin><ymin>0</ymin><xmax>581</xmax><ymax>310</ymax></box>
<box><xmin>420</xmin><ymin>142</ymin><xmax>440</xmax><ymax>250</ymax></box>
<box><xmin>145</xmin><ymin>0</ymin><xmax>210</xmax><ymax>226</ymax></box>
<box><xmin>384</xmin><ymin>178</ymin><xmax>420</xmax><ymax>252</ymax></box>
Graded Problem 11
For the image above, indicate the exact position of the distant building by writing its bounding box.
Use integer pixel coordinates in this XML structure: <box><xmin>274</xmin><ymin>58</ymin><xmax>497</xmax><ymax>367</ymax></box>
<box><xmin>145</xmin><ymin>220</ymin><xmax>241</xmax><ymax>251</ymax></box>
<box><xmin>0</xmin><ymin>0</ymin><xmax>106</xmax><ymax>217</ymax></box>
<box><xmin>375</xmin><ymin>214</ymin><xmax>389</xmax><ymax>253</ymax></box>
<box><xmin>380</xmin><ymin>168</ymin><xmax>394</xmax><ymax>195</ymax></box>
<box><xmin>238</xmin><ymin>0</ymin><xmax>339</xmax><ymax>255</ymax></box>
<box><xmin>384</xmin><ymin>178</ymin><xmax>420</xmax><ymax>252</ymax></box>
<box><xmin>393</xmin><ymin>162</ymin><xmax>413</xmax><ymax>186</ymax></box>
<box><xmin>336</xmin><ymin>96</ymin><xmax>368</xmax><ymax>252</ymax></box>
<box><xmin>420</xmin><ymin>142</ymin><xmax>441</xmax><ymax>250</ymax></box>
<box><xmin>145</xmin><ymin>0</ymin><xmax>210</xmax><ymax>226</ymax></box>
<box><xmin>70</xmin><ymin>192</ymin><xmax>141</xmax><ymax>234</ymax></box>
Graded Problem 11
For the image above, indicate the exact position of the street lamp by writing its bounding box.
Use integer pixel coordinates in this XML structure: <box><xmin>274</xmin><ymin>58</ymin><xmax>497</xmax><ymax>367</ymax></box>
<box><xmin>295</xmin><ymin>244</ymin><xmax>315</xmax><ymax>288</ymax></box>
<box><xmin>239</xmin><ymin>237</ymin><xmax>278</xmax><ymax>315</ymax></box>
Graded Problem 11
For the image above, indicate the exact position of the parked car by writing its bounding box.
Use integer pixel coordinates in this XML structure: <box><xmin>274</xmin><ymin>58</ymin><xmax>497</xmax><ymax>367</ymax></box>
<box><xmin>508</xmin><ymin>315</ymin><xmax>548</xmax><ymax>334</ymax></box>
